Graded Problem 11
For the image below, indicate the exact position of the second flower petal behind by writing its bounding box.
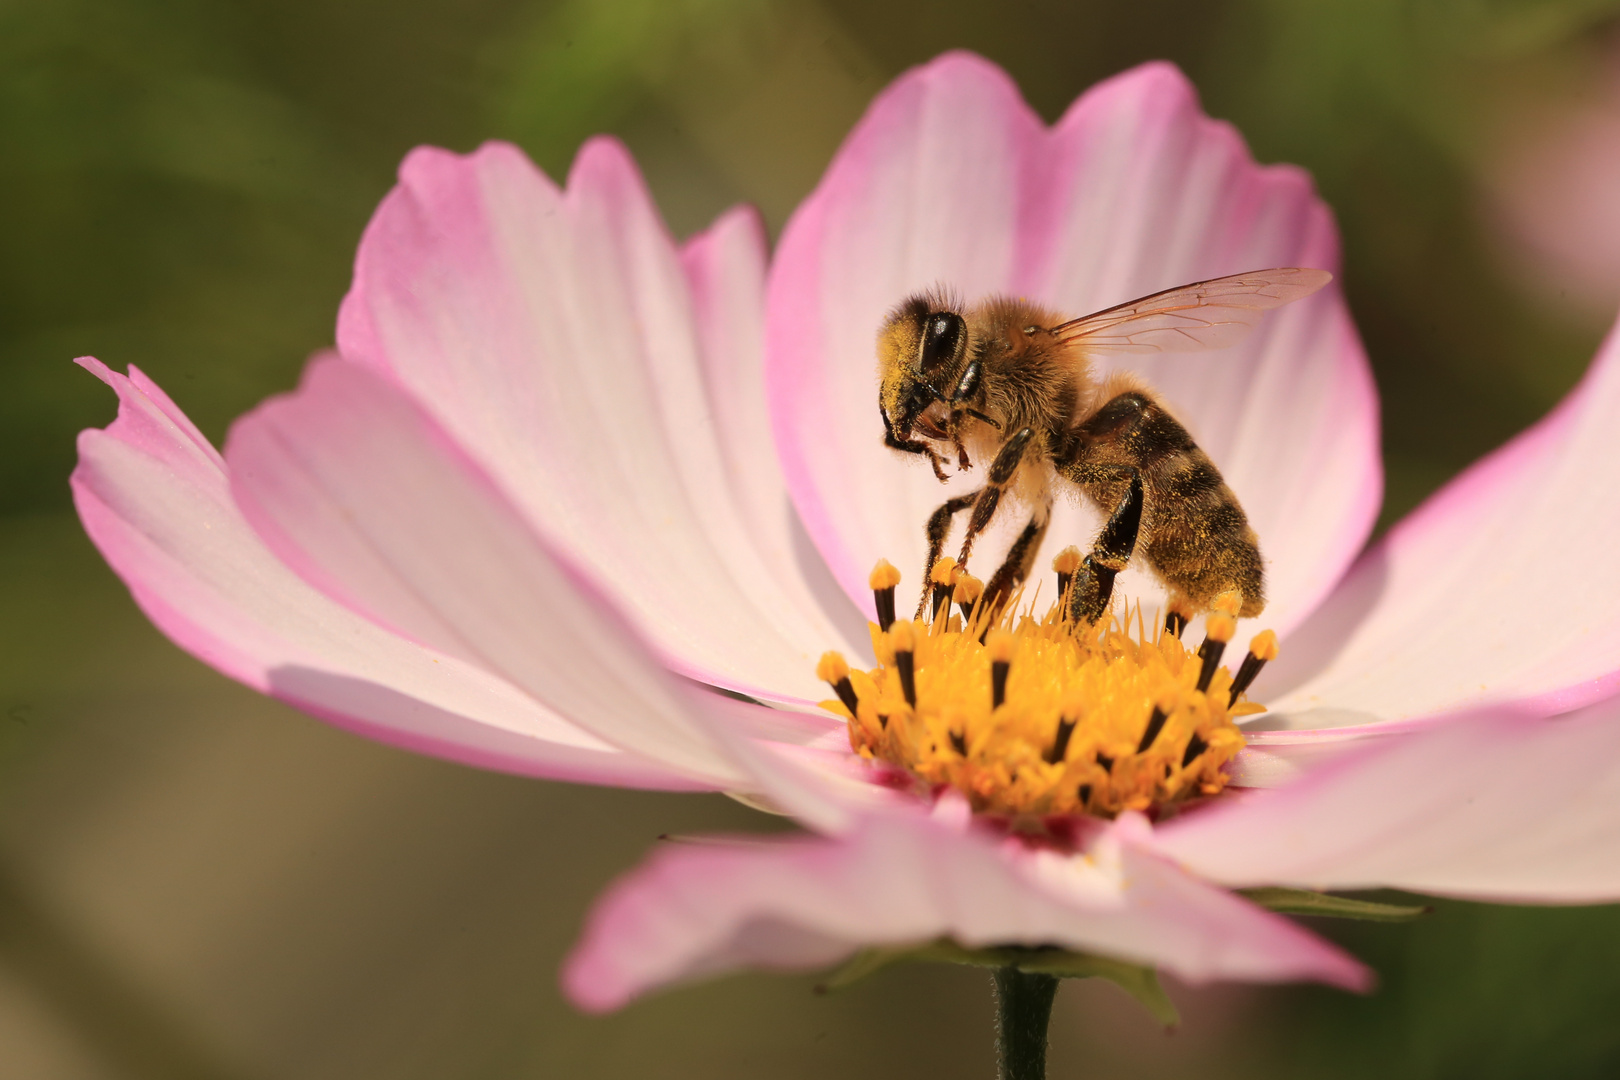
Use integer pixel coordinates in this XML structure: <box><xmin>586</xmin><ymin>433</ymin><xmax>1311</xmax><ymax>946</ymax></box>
<box><xmin>227</xmin><ymin>354</ymin><xmax>749</xmax><ymax>787</ymax></box>
<box><xmin>336</xmin><ymin>139</ymin><xmax>866</xmax><ymax>704</ymax></box>
<box><xmin>74</xmin><ymin>359</ymin><xmax>687</xmax><ymax>789</ymax></box>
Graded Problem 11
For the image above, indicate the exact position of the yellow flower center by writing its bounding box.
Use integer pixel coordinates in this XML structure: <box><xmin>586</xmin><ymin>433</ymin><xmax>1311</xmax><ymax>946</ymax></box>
<box><xmin>816</xmin><ymin>556</ymin><xmax>1278</xmax><ymax>819</ymax></box>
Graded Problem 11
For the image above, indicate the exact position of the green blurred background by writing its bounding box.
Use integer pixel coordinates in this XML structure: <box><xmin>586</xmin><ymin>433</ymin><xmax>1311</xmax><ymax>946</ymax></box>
<box><xmin>5</xmin><ymin>0</ymin><xmax>1620</xmax><ymax>1076</ymax></box>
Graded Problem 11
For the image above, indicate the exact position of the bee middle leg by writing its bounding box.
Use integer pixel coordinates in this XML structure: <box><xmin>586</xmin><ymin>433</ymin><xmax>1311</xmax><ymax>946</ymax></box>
<box><xmin>1059</xmin><ymin>463</ymin><xmax>1145</xmax><ymax>625</ymax></box>
<box><xmin>952</xmin><ymin>427</ymin><xmax>1035</xmax><ymax>569</ymax></box>
<box><xmin>980</xmin><ymin>506</ymin><xmax>1053</xmax><ymax>615</ymax></box>
<box><xmin>914</xmin><ymin>427</ymin><xmax>1036</xmax><ymax>619</ymax></box>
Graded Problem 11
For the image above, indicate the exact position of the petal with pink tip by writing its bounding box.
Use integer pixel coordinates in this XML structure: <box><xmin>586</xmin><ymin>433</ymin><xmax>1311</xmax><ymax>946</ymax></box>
<box><xmin>71</xmin><ymin>359</ymin><xmax>696</xmax><ymax>791</ymax></box>
<box><xmin>682</xmin><ymin>204</ymin><xmax>872</xmax><ymax>668</ymax></box>
<box><xmin>228</xmin><ymin>354</ymin><xmax>761</xmax><ymax>786</ymax></box>
<box><xmin>1156</xmin><ymin>700</ymin><xmax>1620</xmax><ymax>902</ymax></box>
<box><xmin>562</xmin><ymin>807</ymin><xmax>1367</xmax><ymax>1012</ymax></box>
<box><xmin>767</xmin><ymin>53</ymin><xmax>1378</xmax><ymax>635</ymax></box>
<box><xmin>337</xmin><ymin>140</ymin><xmax>863</xmax><ymax>704</ymax></box>
<box><xmin>1262</xmin><ymin>312</ymin><xmax>1620</xmax><ymax>724</ymax></box>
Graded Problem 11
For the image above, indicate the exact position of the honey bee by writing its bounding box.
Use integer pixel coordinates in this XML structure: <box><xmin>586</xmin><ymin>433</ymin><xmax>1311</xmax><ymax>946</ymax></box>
<box><xmin>877</xmin><ymin>268</ymin><xmax>1332</xmax><ymax>629</ymax></box>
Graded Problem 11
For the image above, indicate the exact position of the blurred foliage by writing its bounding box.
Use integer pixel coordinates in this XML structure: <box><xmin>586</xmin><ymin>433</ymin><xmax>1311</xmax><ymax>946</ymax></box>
<box><xmin>7</xmin><ymin>0</ymin><xmax>1620</xmax><ymax>1076</ymax></box>
<box><xmin>1236</xmin><ymin>898</ymin><xmax>1620</xmax><ymax>1079</ymax></box>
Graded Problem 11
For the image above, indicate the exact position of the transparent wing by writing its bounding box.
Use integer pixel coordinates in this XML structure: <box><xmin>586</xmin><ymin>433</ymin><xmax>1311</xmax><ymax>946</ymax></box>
<box><xmin>1050</xmin><ymin>268</ymin><xmax>1332</xmax><ymax>355</ymax></box>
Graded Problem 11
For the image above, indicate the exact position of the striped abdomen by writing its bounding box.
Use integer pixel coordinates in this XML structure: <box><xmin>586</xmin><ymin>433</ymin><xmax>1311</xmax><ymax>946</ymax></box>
<box><xmin>1058</xmin><ymin>391</ymin><xmax>1264</xmax><ymax>617</ymax></box>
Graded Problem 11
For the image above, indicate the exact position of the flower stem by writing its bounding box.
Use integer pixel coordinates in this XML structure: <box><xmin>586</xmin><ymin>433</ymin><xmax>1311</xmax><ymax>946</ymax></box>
<box><xmin>992</xmin><ymin>966</ymin><xmax>1059</xmax><ymax>1080</ymax></box>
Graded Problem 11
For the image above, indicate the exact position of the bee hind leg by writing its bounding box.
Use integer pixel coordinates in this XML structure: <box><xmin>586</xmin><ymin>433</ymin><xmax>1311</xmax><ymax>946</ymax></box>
<box><xmin>1067</xmin><ymin>471</ymin><xmax>1145</xmax><ymax>625</ymax></box>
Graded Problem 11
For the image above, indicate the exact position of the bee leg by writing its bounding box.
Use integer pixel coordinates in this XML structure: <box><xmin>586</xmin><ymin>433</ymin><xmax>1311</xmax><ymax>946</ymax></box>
<box><xmin>918</xmin><ymin>491</ymin><xmax>983</xmax><ymax>618</ymax></box>
<box><xmin>882</xmin><ymin>403</ymin><xmax>952</xmax><ymax>482</ymax></box>
<box><xmin>952</xmin><ymin>427</ymin><xmax>1035</xmax><ymax>570</ymax></box>
<box><xmin>1066</xmin><ymin>470</ymin><xmax>1144</xmax><ymax>625</ymax></box>
<box><xmin>981</xmin><ymin>506</ymin><xmax>1053</xmax><ymax>617</ymax></box>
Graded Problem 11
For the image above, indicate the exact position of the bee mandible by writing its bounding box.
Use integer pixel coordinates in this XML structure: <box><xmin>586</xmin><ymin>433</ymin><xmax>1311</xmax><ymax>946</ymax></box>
<box><xmin>876</xmin><ymin>268</ymin><xmax>1332</xmax><ymax>630</ymax></box>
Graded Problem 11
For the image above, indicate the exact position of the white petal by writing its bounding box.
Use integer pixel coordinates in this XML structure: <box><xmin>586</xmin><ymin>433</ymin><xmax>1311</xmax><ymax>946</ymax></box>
<box><xmin>563</xmin><ymin>806</ymin><xmax>1368</xmax><ymax>1011</ymax></box>
<box><xmin>227</xmin><ymin>354</ymin><xmax>750</xmax><ymax>786</ymax></box>
<box><xmin>72</xmin><ymin>359</ymin><xmax>694</xmax><ymax>790</ymax></box>
<box><xmin>1157</xmin><ymin>699</ymin><xmax>1620</xmax><ymax>901</ymax></box>
<box><xmin>337</xmin><ymin>140</ymin><xmax>863</xmax><ymax>703</ymax></box>
<box><xmin>1264</xmin><ymin>313</ymin><xmax>1620</xmax><ymax>724</ymax></box>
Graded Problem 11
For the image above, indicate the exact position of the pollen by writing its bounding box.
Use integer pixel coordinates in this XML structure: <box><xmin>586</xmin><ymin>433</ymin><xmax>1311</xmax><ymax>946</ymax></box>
<box><xmin>816</xmin><ymin>560</ymin><xmax>1279</xmax><ymax>819</ymax></box>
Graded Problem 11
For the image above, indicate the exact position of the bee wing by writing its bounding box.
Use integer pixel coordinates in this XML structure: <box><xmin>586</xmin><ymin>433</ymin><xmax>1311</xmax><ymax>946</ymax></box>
<box><xmin>1050</xmin><ymin>268</ymin><xmax>1332</xmax><ymax>354</ymax></box>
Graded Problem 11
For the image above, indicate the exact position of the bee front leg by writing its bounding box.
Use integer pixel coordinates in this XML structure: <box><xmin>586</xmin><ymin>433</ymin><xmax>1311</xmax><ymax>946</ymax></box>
<box><xmin>919</xmin><ymin>490</ymin><xmax>982</xmax><ymax>619</ymax></box>
<box><xmin>953</xmin><ymin>435</ymin><xmax>971</xmax><ymax>472</ymax></box>
<box><xmin>1060</xmin><ymin>464</ymin><xmax>1144</xmax><ymax>625</ymax></box>
<box><xmin>952</xmin><ymin>427</ymin><xmax>1034</xmax><ymax>570</ymax></box>
<box><xmin>882</xmin><ymin>403</ymin><xmax>952</xmax><ymax>482</ymax></box>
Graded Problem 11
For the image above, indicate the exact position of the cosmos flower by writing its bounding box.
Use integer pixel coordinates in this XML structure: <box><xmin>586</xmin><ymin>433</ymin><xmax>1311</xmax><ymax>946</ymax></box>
<box><xmin>73</xmin><ymin>54</ymin><xmax>1620</xmax><ymax>1015</ymax></box>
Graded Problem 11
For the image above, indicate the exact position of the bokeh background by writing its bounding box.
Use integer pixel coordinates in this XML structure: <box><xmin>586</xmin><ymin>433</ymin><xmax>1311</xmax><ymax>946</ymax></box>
<box><xmin>6</xmin><ymin>0</ymin><xmax>1620</xmax><ymax>1076</ymax></box>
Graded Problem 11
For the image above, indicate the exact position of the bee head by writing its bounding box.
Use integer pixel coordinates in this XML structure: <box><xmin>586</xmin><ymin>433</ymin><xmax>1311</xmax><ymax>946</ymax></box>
<box><xmin>877</xmin><ymin>292</ymin><xmax>969</xmax><ymax>438</ymax></box>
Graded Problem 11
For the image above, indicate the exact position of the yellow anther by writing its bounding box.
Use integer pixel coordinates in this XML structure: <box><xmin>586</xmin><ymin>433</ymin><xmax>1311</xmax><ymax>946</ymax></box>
<box><xmin>1248</xmin><ymin>629</ymin><xmax>1279</xmax><ymax>661</ymax></box>
<box><xmin>954</xmin><ymin>573</ymin><xmax>984</xmax><ymax>604</ymax></box>
<box><xmin>816</xmin><ymin>561</ymin><xmax>1263</xmax><ymax>818</ymax></box>
<box><xmin>1052</xmin><ymin>546</ymin><xmax>1082</xmax><ymax>575</ymax></box>
<box><xmin>816</xmin><ymin>651</ymin><xmax>850</xmax><ymax>684</ymax></box>
<box><xmin>869</xmin><ymin>559</ymin><xmax>902</xmax><ymax>591</ymax></box>
<box><xmin>1204</xmin><ymin>611</ymin><xmax>1236</xmax><ymax>644</ymax></box>
<box><xmin>1212</xmin><ymin>591</ymin><xmax>1242</xmax><ymax>616</ymax></box>
<box><xmin>889</xmin><ymin>618</ymin><xmax>915</xmax><ymax>652</ymax></box>
<box><xmin>986</xmin><ymin>627</ymin><xmax>1015</xmax><ymax>664</ymax></box>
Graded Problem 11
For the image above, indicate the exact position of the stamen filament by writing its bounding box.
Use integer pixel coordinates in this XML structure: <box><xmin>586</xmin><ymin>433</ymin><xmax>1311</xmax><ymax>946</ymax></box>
<box><xmin>929</xmin><ymin>557</ymin><xmax>958</xmax><ymax>623</ymax></box>
<box><xmin>954</xmin><ymin>573</ymin><xmax>984</xmax><ymax>626</ymax></box>
<box><xmin>1052</xmin><ymin>547</ymin><xmax>1081</xmax><ymax>610</ymax></box>
<box><xmin>831</xmin><ymin>559</ymin><xmax>1265</xmax><ymax>818</ymax></box>
<box><xmin>890</xmin><ymin>620</ymin><xmax>918</xmax><ymax>706</ymax></box>
<box><xmin>1181</xmin><ymin>732</ymin><xmax>1209</xmax><ymax>768</ymax></box>
<box><xmin>988</xmin><ymin>629</ymin><xmax>1013</xmax><ymax>710</ymax></box>
<box><xmin>1137</xmin><ymin>702</ymin><xmax>1171</xmax><ymax>753</ymax></box>
<box><xmin>1228</xmin><ymin>629</ymin><xmax>1278</xmax><ymax>705</ymax></box>
<box><xmin>816</xmin><ymin>651</ymin><xmax>861</xmax><ymax>717</ymax></box>
<box><xmin>1046</xmin><ymin>717</ymin><xmax>1076</xmax><ymax>765</ymax></box>
<box><xmin>870</xmin><ymin>559</ymin><xmax>901</xmax><ymax>632</ymax></box>
<box><xmin>1196</xmin><ymin>609</ymin><xmax>1236</xmax><ymax>693</ymax></box>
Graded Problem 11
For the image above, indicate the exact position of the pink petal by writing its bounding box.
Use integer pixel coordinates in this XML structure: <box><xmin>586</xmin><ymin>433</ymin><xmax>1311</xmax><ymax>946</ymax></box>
<box><xmin>1263</xmin><ymin>313</ymin><xmax>1620</xmax><ymax>724</ymax></box>
<box><xmin>72</xmin><ymin>358</ymin><xmax>697</xmax><ymax>791</ymax></box>
<box><xmin>767</xmin><ymin>53</ymin><xmax>1378</xmax><ymax>635</ymax></box>
<box><xmin>684</xmin><ymin>205</ymin><xmax>873</xmax><ymax>667</ymax></box>
<box><xmin>227</xmin><ymin>353</ymin><xmax>758</xmax><ymax>787</ymax></box>
<box><xmin>337</xmin><ymin>140</ymin><xmax>864</xmax><ymax>704</ymax></box>
<box><xmin>1156</xmin><ymin>699</ymin><xmax>1620</xmax><ymax>902</ymax></box>
<box><xmin>562</xmin><ymin>806</ymin><xmax>1368</xmax><ymax>1012</ymax></box>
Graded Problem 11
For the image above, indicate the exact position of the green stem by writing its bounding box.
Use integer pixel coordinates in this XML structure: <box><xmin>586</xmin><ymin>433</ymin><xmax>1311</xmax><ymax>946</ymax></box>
<box><xmin>993</xmin><ymin>966</ymin><xmax>1059</xmax><ymax>1080</ymax></box>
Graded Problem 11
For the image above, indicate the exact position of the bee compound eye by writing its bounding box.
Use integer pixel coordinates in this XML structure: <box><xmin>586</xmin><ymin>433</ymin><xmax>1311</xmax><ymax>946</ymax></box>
<box><xmin>918</xmin><ymin>312</ymin><xmax>965</xmax><ymax>372</ymax></box>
